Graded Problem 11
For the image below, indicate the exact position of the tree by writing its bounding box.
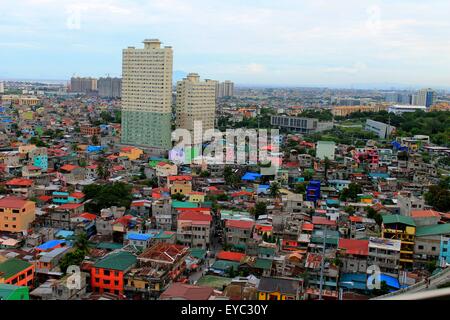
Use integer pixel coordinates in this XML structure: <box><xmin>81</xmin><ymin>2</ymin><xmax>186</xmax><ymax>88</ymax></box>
<box><xmin>91</xmin><ymin>135</ymin><xmax>99</xmax><ymax>146</ymax></box>
<box><xmin>269</xmin><ymin>181</ymin><xmax>281</xmax><ymax>198</ymax></box>
<box><xmin>254</xmin><ymin>202</ymin><xmax>267</xmax><ymax>219</ymax></box>
<box><xmin>73</xmin><ymin>232</ymin><xmax>90</xmax><ymax>254</ymax></box>
<box><xmin>303</xmin><ymin>170</ymin><xmax>314</xmax><ymax>181</ymax></box>
<box><xmin>294</xmin><ymin>183</ymin><xmax>307</xmax><ymax>194</ymax></box>
<box><xmin>323</xmin><ymin>157</ymin><xmax>331</xmax><ymax>182</ymax></box>
<box><xmin>340</xmin><ymin>183</ymin><xmax>363</xmax><ymax>201</ymax></box>
<box><xmin>171</xmin><ymin>193</ymin><xmax>184</xmax><ymax>201</ymax></box>
<box><xmin>425</xmin><ymin>184</ymin><xmax>450</xmax><ymax>212</ymax></box>
<box><xmin>59</xmin><ymin>249</ymin><xmax>86</xmax><ymax>274</ymax></box>
<box><xmin>82</xmin><ymin>182</ymin><xmax>133</xmax><ymax>213</ymax></box>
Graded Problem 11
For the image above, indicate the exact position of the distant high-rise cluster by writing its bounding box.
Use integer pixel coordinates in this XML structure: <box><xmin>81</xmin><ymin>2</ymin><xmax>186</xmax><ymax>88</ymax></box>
<box><xmin>70</xmin><ymin>77</ymin><xmax>97</xmax><ymax>93</ymax></box>
<box><xmin>121</xmin><ymin>39</ymin><xmax>173</xmax><ymax>150</ymax></box>
<box><xmin>385</xmin><ymin>88</ymin><xmax>436</xmax><ymax>108</ymax></box>
<box><xmin>216</xmin><ymin>80</ymin><xmax>234</xmax><ymax>98</ymax></box>
<box><xmin>98</xmin><ymin>77</ymin><xmax>122</xmax><ymax>98</ymax></box>
<box><xmin>176</xmin><ymin>73</ymin><xmax>217</xmax><ymax>143</ymax></box>
<box><xmin>0</xmin><ymin>81</ymin><xmax>4</xmax><ymax>94</ymax></box>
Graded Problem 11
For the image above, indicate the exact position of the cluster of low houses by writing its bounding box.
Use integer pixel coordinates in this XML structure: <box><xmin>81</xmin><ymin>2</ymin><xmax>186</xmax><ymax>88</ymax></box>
<box><xmin>1</xmin><ymin>96</ymin><xmax>450</xmax><ymax>300</ymax></box>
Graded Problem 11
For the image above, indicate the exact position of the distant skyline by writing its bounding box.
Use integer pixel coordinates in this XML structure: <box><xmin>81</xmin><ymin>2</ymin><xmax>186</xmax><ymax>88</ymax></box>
<box><xmin>1</xmin><ymin>0</ymin><xmax>450</xmax><ymax>88</ymax></box>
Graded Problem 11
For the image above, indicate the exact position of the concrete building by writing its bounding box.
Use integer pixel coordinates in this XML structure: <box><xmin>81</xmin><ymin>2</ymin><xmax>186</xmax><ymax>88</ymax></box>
<box><xmin>0</xmin><ymin>197</ymin><xmax>36</xmax><ymax>233</ymax></box>
<box><xmin>217</xmin><ymin>81</ymin><xmax>234</xmax><ymax>98</ymax></box>
<box><xmin>0</xmin><ymin>81</ymin><xmax>4</xmax><ymax>94</ymax></box>
<box><xmin>270</xmin><ymin>116</ymin><xmax>333</xmax><ymax>133</ymax></box>
<box><xmin>176</xmin><ymin>210</ymin><xmax>212</xmax><ymax>249</ymax></box>
<box><xmin>414</xmin><ymin>88</ymin><xmax>436</xmax><ymax>108</ymax></box>
<box><xmin>98</xmin><ymin>77</ymin><xmax>122</xmax><ymax>98</ymax></box>
<box><xmin>368</xmin><ymin>237</ymin><xmax>401</xmax><ymax>276</ymax></box>
<box><xmin>70</xmin><ymin>77</ymin><xmax>97</xmax><ymax>93</ymax></box>
<box><xmin>176</xmin><ymin>73</ymin><xmax>216</xmax><ymax>144</ymax></box>
<box><xmin>121</xmin><ymin>39</ymin><xmax>173</xmax><ymax>150</ymax></box>
<box><xmin>316</xmin><ymin>141</ymin><xmax>336</xmax><ymax>160</ymax></box>
<box><xmin>365</xmin><ymin>119</ymin><xmax>396</xmax><ymax>139</ymax></box>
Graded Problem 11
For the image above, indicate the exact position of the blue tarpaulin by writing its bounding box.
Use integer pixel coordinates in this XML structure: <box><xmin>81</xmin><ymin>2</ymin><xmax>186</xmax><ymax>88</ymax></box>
<box><xmin>242</xmin><ymin>172</ymin><xmax>262</xmax><ymax>181</ymax></box>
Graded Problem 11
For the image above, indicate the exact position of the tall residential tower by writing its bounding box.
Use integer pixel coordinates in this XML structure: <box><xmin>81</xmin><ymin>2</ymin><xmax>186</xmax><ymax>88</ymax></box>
<box><xmin>121</xmin><ymin>39</ymin><xmax>173</xmax><ymax>150</ymax></box>
<box><xmin>176</xmin><ymin>73</ymin><xmax>217</xmax><ymax>143</ymax></box>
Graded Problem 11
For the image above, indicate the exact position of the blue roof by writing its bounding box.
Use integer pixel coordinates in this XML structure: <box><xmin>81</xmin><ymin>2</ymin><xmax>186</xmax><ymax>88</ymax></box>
<box><xmin>55</xmin><ymin>230</ymin><xmax>74</xmax><ymax>239</ymax></box>
<box><xmin>36</xmin><ymin>240</ymin><xmax>66</xmax><ymax>250</ymax></box>
<box><xmin>87</xmin><ymin>145</ymin><xmax>105</xmax><ymax>153</ymax></box>
<box><xmin>326</xmin><ymin>199</ymin><xmax>340</xmax><ymax>205</ymax></box>
<box><xmin>126</xmin><ymin>233</ymin><xmax>152</xmax><ymax>241</ymax></box>
<box><xmin>339</xmin><ymin>273</ymin><xmax>367</xmax><ymax>290</ymax></box>
<box><xmin>380</xmin><ymin>274</ymin><xmax>400</xmax><ymax>289</ymax></box>
<box><xmin>369</xmin><ymin>173</ymin><xmax>390</xmax><ymax>179</ymax></box>
<box><xmin>242</xmin><ymin>172</ymin><xmax>262</xmax><ymax>181</ymax></box>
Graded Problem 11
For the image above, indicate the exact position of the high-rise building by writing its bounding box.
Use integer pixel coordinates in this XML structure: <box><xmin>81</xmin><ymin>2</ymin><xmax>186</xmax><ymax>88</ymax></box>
<box><xmin>217</xmin><ymin>80</ymin><xmax>234</xmax><ymax>98</ymax></box>
<box><xmin>98</xmin><ymin>77</ymin><xmax>122</xmax><ymax>98</ymax></box>
<box><xmin>0</xmin><ymin>81</ymin><xmax>4</xmax><ymax>94</ymax></box>
<box><xmin>121</xmin><ymin>39</ymin><xmax>173</xmax><ymax>150</ymax></box>
<box><xmin>176</xmin><ymin>73</ymin><xmax>217</xmax><ymax>144</ymax></box>
<box><xmin>415</xmin><ymin>88</ymin><xmax>436</xmax><ymax>108</ymax></box>
<box><xmin>70</xmin><ymin>77</ymin><xmax>97</xmax><ymax>93</ymax></box>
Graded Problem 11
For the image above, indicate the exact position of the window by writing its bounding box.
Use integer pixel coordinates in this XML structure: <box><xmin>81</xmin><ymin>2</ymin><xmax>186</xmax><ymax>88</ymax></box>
<box><xmin>432</xmin><ymin>247</ymin><xmax>437</xmax><ymax>251</ymax></box>
<box><xmin>418</xmin><ymin>245</ymin><xmax>424</xmax><ymax>250</ymax></box>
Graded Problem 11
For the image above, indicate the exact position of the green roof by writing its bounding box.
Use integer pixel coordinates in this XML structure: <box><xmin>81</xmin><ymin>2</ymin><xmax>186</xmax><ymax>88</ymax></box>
<box><xmin>0</xmin><ymin>284</ymin><xmax>28</xmax><ymax>300</ymax></box>
<box><xmin>189</xmin><ymin>248</ymin><xmax>207</xmax><ymax>259</ymax></box>
<box><xmin>211</xmin><ymin>260</ymin><xmax>240</xmax><ymax>271</ymax></box>
<box><xmin>196</xmin><ymin>275</ymin><xmax>232</xmax><ymax>289</ymax></box>
<box><xmin>96</xmin><ymin>242</ymin><xmax>124</xmax><ymax>250</ymax></box>
<box><xmin>94</xmin><ymin>251</ymin><xmax>137</xmax><ymax>271</ymax></box>
<box><xmin>258</xmin><ymin>247</ymin><xmax>276</xmax><ymax>256</ymax></box>
<box><xmin>172</xmin><ymin>201</ymin><xmax>198</xmax><ymax>209</ymax></box>
<box><xmin>0</xmin><ymin>259</ymin><xmax>32</xmax><ymax>280</ymax></box>
<box><xmin>254</xmin><ymin>258</ymin><xmax>272</xmax><ymax>270</ymax></box>
<box><xmin>382</xmin><ymin>215</ymin><xmax>416</xmax><ymax>227</ymax></box>
<box><xmin>416</xmin><ymin>224</ymin><xmax>450</xmax><ymax>237</ymax></box>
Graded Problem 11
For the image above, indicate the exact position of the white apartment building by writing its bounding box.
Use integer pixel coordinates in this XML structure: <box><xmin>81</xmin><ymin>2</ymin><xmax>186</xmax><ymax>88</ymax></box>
<box><xmin>121</xmin><ymin>39</ymin><xmax>173</xmax><ymax>150</ymax></box>
<box><xmin>176</xmin><ymin>73</ymin><xmax>216</xmax><ymax>144</ymax></box>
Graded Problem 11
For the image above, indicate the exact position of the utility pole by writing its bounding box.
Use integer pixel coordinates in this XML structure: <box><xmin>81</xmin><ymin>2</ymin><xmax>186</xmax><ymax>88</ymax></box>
<box><xmin>319</xmin><ymin>227</ymin><xmax>327</xmax><ymax>300</ymax></box>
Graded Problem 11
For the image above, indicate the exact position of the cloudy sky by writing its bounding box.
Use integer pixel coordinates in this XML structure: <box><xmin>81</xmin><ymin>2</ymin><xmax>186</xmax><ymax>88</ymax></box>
<box><xmin>1</xmin><ymin>0</ymin><xmax>450</xmax><ymax>88</ymax></box>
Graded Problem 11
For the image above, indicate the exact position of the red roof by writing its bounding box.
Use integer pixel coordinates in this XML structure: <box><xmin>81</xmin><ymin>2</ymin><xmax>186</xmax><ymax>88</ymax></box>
<box><xmin>349</xmin><ymin>216</ymin><xmax>364</xmax><ymax>223</ymax></box>
<box><xmin>411</xmin><ymin>210</ymin><xmax>442</xmax><ymax>218</ymax></box>
<box><xmin>70</xmin><ymin>192</ymin><xmax>85</xmax><ymax>199</ymax></box>
<box><xmin>168</xmin><ymin>175</ymin><xmax>192</xmax><ymax>182</ymax></box>
<box><xmin>312</xmin><ymin>216</ymin><xmax>336</xmax><ymax>226</ymax></box>
<box><xmin>302</xmin><ymin>222</ymin><xmax>314</xmax><ymax>231</ymax></box>
<box><xmin>0</xmin><ymin>196</ymin><xmax>30</xmax><ymax>209</ymax></box>
<box><xmin>27</xmin><ymin>165</ymin><xmax>41</xmax><ymax>171</ymax></box>
<box><xmin>6</xmin><ymin>178</ymin><xmax>33</xmax><ymax>187</ymax></box>
<box><xmin>60</xmin><ymin>164</ymin><xmax>79</xmax><ymax>172</ymax></box>
<box><xmin>159</xmin><ymin>283</ymin><xmax>214</xmax><ymax>300</ymax></box>
<box><xmin>80</xmin><ymin>212</ymin><xmax>97</xmax><ymax>221</ymax></box>
<box><xmin>255</xmin><ymin>224</ymin><xmax>273</xmax><ymax>232</ymax></box>
<box><xmin>216</xmin><ymin>251</ymin><xmax>246</xmax><ymax>262</ymax></box>
<box><xmin>231</xmin><ymin>191</ymin><xmax>253</xmax><ymax>197</ymax></box>
<box><xmin>225</xmin><ymin>220</ymin><xmax>255</xmax><ymax>229</ymax></box>
<box><xmin>338</xmin><ymin>239</ymin><xmax>369</xmax><ymax>256</ymax></box>
<box><xmin>38</xmin><ymin>195</ymin><xmax>52</xmax><ymax>202</ymax></box>
<box><xmin>86</xmin><ymin>164</ymin><xmax>98</xmax><ymax>169</ymax></box>
<box><xmin>58</xmin><ymin>203</ymin><xmax>83</xmax><ymax>210</ymax></box>
<box><xmin>178</xmin><ymin>211</ymin><xmax>212</xmax><ymax>223</ymax></box>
